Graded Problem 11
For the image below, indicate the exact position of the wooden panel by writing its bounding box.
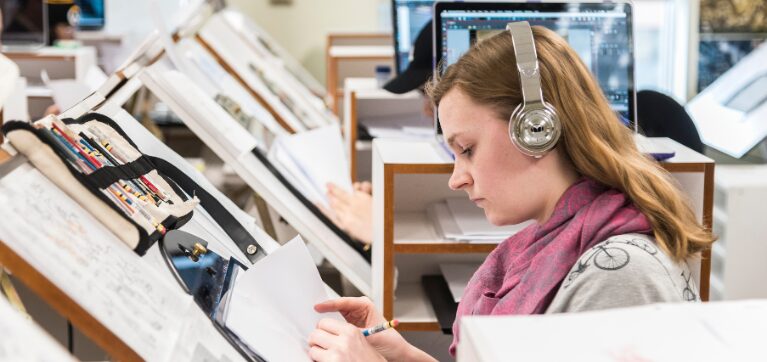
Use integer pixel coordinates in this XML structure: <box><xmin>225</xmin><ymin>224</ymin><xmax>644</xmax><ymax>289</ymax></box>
<box><xmin>390</xmin><ymin>164</ymin><xmax>454</xmax><ymax>175</ymax></box>
<box><xmin>394</xmin><ymin>243</ymin><xmax>497</xmax><ymax>254</ymax></box>
<box><xmin>661</xmin><ymin>163</ymin><xmax>707</xmax><ymax>173</ymax></box>
<box><xmin>398</xmin><ymin>322</ymin><xmax>440</xmax><ymax>332</ymax></box>
<box><xmin>349</xmin><ymin>91</ymin><xmax>358</xmax><ymax>183</ymax></box>
<box><xmin>699</xmin><ymin>163</ymin><xmax>715</xmax><ymax>301</ymax></box>
<box><xmin>383</xmin><ymin>165</ymin><xmax>396</xmax><ymax>319</ymax></box>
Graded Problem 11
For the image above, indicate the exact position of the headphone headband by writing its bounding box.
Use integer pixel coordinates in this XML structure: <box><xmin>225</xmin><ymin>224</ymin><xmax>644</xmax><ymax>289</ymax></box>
<box><xmin>507</xmin><ymin>21</ymin><xmax>544</xmax><ymax>107</ymax></box>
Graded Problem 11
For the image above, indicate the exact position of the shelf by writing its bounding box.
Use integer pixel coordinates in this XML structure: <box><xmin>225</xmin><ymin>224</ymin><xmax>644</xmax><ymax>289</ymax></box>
<box><xmin>709</xmin><ymin>274</ymin><xmax>724</xmax><ymax>299</ymax></box>
<box><xmin>713</xmin><ymin>205</ymin><xmax>728</xmax><ymax>227</ymax></box>
<box><xmin>26</xmin><ymin>86</ymin><xmax>53</xmax><ymax>98</ymax></box>
<box><xmin>375</xmin><ymin>139</ymin><xmax>453</xmax><ymax>165</ymax></box>
<box><xmin>393</xmin><ymin>212</ymin><xmax>500</xmax><ymax>254</ymax></box>
<box><xmin>328</xmin><ymin>45</ymin><xmax>394</xmax><ymax>58</ymax></box>
<box><xmin>394</xmin><ymin>282</ymin><xmax>439</xmax><ymax>331</ymax></box>
<box><xmin>355</xmin><ymin>140</ymin><xmax>373</xmax><ymax>151</ymax></box>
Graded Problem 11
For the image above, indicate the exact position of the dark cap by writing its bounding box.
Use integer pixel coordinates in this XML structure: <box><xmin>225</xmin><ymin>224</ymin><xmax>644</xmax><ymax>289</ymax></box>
<box><xmin>384</xmin><ymin>21</ymin><xmax>433</xmax><ymax>94</ymax></box>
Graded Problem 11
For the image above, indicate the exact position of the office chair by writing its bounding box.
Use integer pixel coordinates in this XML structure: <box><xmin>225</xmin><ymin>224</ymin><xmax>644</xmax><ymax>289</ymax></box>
<box><xmin>637</xmin><ymin>90</ymin><xmax>705</xmax><ymax>154</ymax></box>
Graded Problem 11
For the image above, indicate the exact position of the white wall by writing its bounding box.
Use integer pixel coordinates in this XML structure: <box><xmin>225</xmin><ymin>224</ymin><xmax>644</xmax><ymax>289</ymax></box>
<box><xmin>229</xmin><ymin>0</ymin><xmax>390</xmax><ymax>86</ymax></box>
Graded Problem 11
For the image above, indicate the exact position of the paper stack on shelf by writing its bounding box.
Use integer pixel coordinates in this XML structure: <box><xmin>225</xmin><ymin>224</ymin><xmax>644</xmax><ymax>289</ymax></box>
<box><xmin>268</xmin><ymin>124</ymin><xmax>353</xmax><ymax>210</ymax></box>
<box><xmin>439</xmin><ymin>263</ymin><xmax>481</xmax><ymax>302</ymax></box>
<box><xmin>427</xmin><ymin>197</ymin><xmax>531</xmax><ymax>243</ymax></box>
<box><xmin>360</xmin><ymin>113</ymin><xmax>434</xmax><ymax>140</ymax></box>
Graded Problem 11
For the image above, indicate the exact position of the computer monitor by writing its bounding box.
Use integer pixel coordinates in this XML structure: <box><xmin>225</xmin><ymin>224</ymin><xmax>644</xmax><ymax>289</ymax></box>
<box><xmin>391</xmin><ymin>0</ymin><xmax>434</xmax><ymax>75</ymax></box>
<box><xmin>1</xmin><ymin>0</ymin><xmax>48</xmax><ymax>48</ymax></box>
<box><xmin>75</xmin><ymin>0</ymin><xmax>105</xmax><ymax>30</ymax></box>
<box><xmin>434</xmin><ymin>1</ymin><xmax>636</xmax><ymax>125</ymax></box>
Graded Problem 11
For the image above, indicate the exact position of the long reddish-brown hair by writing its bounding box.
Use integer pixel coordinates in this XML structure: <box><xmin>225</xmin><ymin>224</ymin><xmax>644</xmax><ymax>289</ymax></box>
<box><xmin>426</xmin><ymin>26</ymin><xmax>714</xmax><ymax>261</ymax></box>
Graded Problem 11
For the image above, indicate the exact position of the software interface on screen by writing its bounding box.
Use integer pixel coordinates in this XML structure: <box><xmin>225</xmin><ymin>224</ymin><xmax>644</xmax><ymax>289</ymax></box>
<box><xmin>75</xmin><ymin>0</ymin><xmax>105</xmax><ymax>30</ymax></box>
<box><xmin>438</xmin><ymin>5</ymin><xmax>634</xmax><ymax>119</ymax></box>
<box><xmin>393</xmin><ymin>0</ymin><xmax>433</xmax><ymax>74</ymax></box>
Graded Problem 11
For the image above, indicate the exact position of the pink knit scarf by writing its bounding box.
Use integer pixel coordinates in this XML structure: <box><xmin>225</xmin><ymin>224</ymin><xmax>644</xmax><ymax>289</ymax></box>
<box><xmin>450</xmin><ymin>178</ymin><xmax>652</xmax><ymax>355</ymax></box>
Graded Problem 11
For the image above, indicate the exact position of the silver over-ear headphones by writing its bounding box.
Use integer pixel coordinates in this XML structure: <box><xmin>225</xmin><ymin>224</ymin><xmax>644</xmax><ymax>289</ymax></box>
<box><xmin>507</xmin><ymin>21</ymin><xmax>561</xmax><ymax>158</ymax></box>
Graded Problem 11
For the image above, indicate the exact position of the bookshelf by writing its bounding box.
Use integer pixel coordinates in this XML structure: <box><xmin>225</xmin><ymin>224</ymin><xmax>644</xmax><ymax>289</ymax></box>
<box><xmin>371</xmin><ymin>137</ymin><xmax>714</xmax><ymax>332</ymax></box>
<box><xmin>342</xmin><ymin>77</ymin><xmax>423</xmax><ymax>182</ymax></box>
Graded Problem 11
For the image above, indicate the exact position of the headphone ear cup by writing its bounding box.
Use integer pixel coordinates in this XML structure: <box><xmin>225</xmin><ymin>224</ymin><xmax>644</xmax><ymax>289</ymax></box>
<box><xmin>509</xmin><ymin>103</ymin><xmax>561</xmax><ymax>158</ymax></box>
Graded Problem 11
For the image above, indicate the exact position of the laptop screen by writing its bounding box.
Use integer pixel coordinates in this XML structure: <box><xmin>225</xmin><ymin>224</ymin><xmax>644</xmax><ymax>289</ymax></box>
<box><xmin>392</xmin><ymin>0</ymin><xmax>434</xmax><ymax>75</ymax></box>
<box><xmin>435</xmin><ymin>2</ymin><xmax>635</xmax><ymax>124</ymax></box>
<box><xmin>0</xmin><ymin>0</ymin><xmax>48</xmax><ymax>47</ymax></box>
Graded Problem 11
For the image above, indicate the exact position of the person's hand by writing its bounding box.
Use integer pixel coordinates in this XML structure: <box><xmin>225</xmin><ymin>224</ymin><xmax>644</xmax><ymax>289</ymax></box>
<box><xmin>313</xmin><ymin>297</ymin><xmax>410</xmax><ymax>361</ymax></box>
<box><xmin>44</xmin><ymin>104</ymin><xmax>60</xmax><ymax>116</ymax></box>
<box><xmin>315</xmin><ymin>297</ymin><xmax>385</xmax><ymax>328</ymax></box>
<box><xmin>325</xmin><ymin>183</ymin><xmax>373</xmax><ymax>245</ymax></box>
<box><xmin>308</xmin><ymin>318</ymin><xmax>385</xmax><ymax>362</ymax></box>
<box><xmin>354</xmin><ymin>181</ymin><xmax>372</xmax><ymax>194</ymax></box>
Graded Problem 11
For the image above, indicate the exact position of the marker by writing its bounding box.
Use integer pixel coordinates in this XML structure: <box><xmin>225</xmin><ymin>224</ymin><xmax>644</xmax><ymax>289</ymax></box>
<box><xmin>361</xmin><ymin>320</ymin><xmax>399</xmax><ymax>337</ymax></box>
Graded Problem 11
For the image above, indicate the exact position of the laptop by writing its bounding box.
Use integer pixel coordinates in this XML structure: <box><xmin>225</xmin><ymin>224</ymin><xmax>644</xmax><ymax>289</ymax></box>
<box><xmin>432</xmin><ymin>1</ymin><xmax>675</xmax><ymax>161</ymax></box>
<box><xmin>391</xmin><ymin>0</ymin><xmax>435</xmax><ymax>75</ymax></box>
<box><xmin>1</xmin><ymin>0</ymin><xmax>48</xmax><ymax>50</ymax></box>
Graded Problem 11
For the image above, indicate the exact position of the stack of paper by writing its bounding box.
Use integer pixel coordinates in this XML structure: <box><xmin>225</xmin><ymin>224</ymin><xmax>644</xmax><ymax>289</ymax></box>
<box><xmin>440</xmin><ymin>263</ymin><xmax>481</xmax><ymax>302</ymax></box>
<box><xmin>268</xmin><ymin>124</ymin><xmax>353</xmax><ymax>210</ymax></box>
<box><xmin>361</xmin><ymin>113</ymin><xmax>434</xmax><ymax>140</ymax></box>
<box><xmin>427</xmin><ymin>197</ymin><xmax>531</xmax><ymax>243</ymax></box>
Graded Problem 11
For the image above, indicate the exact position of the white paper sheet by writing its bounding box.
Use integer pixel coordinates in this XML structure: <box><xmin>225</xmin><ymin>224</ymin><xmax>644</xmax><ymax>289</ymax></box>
<box><xmin>0</xmin><ymin>296</ymin><xmax>75</xmax><ymax>361</ymax></box>
<box><xmin>0</xmin><ymin>164</ymin><xmax>185</xmax><ymax>361</ymax></box>
<box><xmin>445</xmin><ymin>198</ymin><xmax>531</xmax><ymax>237</ymax></box>
<box><xmin>226</xmin><ymin>237</ymin><xmax>344</xmax><ymax>361</ymax></box>
<box><xmin>270</xmin><ymin>124</ymin><xmax>353</xmax><ymax>209</ymax></box>
<box><xmin>269</xmin><ymin>138</ymin><xmax>329</xmax><ymax>206</ymax></box>
<box><xmin>439</xmin><ymin>263</ymin><xmax>481</xmax><ymax>302</ymax></box>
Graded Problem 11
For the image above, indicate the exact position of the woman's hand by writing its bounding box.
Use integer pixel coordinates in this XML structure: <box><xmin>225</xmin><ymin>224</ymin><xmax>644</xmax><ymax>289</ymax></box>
<box><xmin>308</xmin><ymin>318</ymin><xmax>385</xmax><ymax>362</ymax></box>
<box><xmin>315</xmin><ymin>297</ymin><xmax>385</xmax><ymax>328</ymax></box>
<box><xmin>325</xmin><ymin>183</ymin><xmax>373</xmax><ymax>245</ymax></box>
<box><xmin>312</xmin><ymin>297</ymin><xmax>416</xmax><ymax>361</ymax></box>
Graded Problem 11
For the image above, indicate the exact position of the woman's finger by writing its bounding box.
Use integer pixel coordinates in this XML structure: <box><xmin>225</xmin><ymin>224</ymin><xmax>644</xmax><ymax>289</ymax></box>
<box><xmin>308</xmin><ymin>345</ymin><xmax>330</xmax><ymax>361</ymax></box>
<box><xmin>314</xmin><ymin>297</ymin><xmax>369</xmax><ymax>314</ymax></box>
<box><xmin>308</xmin><ymin>329</ymin><xmax>336</xmax><ymax>350</ymax></box>
<box><xmin>316</xmin><ymin>318</ymin><xmax>352</xmax><ymax>335</ymax></box>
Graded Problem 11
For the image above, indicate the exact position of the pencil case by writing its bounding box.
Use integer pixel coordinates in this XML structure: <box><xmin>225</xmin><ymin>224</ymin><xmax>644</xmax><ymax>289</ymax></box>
<box><xmin>2</xmin><ymin>112</ymin><xmax>199</xmax><ymax>255</ymax></box>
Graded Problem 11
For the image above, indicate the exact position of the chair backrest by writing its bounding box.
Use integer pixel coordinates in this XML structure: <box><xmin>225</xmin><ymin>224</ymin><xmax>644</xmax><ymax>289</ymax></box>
<box><xmin>637</xmin><ymin>90</ymin><xmax>705</xmax><ymax>153</ymax></box>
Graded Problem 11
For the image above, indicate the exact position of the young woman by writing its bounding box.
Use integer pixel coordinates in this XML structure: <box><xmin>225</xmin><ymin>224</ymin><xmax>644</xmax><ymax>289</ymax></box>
<box><xmin>308</xmin><ymin>23</ymin><xmax>714</xmax><ymax>361</ymax></box>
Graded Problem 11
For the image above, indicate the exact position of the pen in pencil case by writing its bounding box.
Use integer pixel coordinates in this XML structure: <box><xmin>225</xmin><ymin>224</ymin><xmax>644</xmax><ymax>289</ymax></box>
<box><xmin>78</xmin><ymin>132</ymin><xmax>156</xmax><ymax>205</ymax></box>
<box><xmin>361</xmin><ymin>320</ymin><xmax>399</xmax><ymax>337</ymax></box>
<box><xmin>42</xmin><ymin>122</ymin><xmax>167</xmax><ymax>233</ymax></box>
<box><xmin>84</xmin><ymin>127</ymin><xmax>164</xmax><ymax>201</ymax></box>
<box><xmin>87</xmin><ymin>126</ymin><xmax>173</xmax><ymax>203</ymax></box>
<box><xmin>73</xmin><ymin>131</ymin><xmax>167</xmax><ymax>233</ymax></box>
